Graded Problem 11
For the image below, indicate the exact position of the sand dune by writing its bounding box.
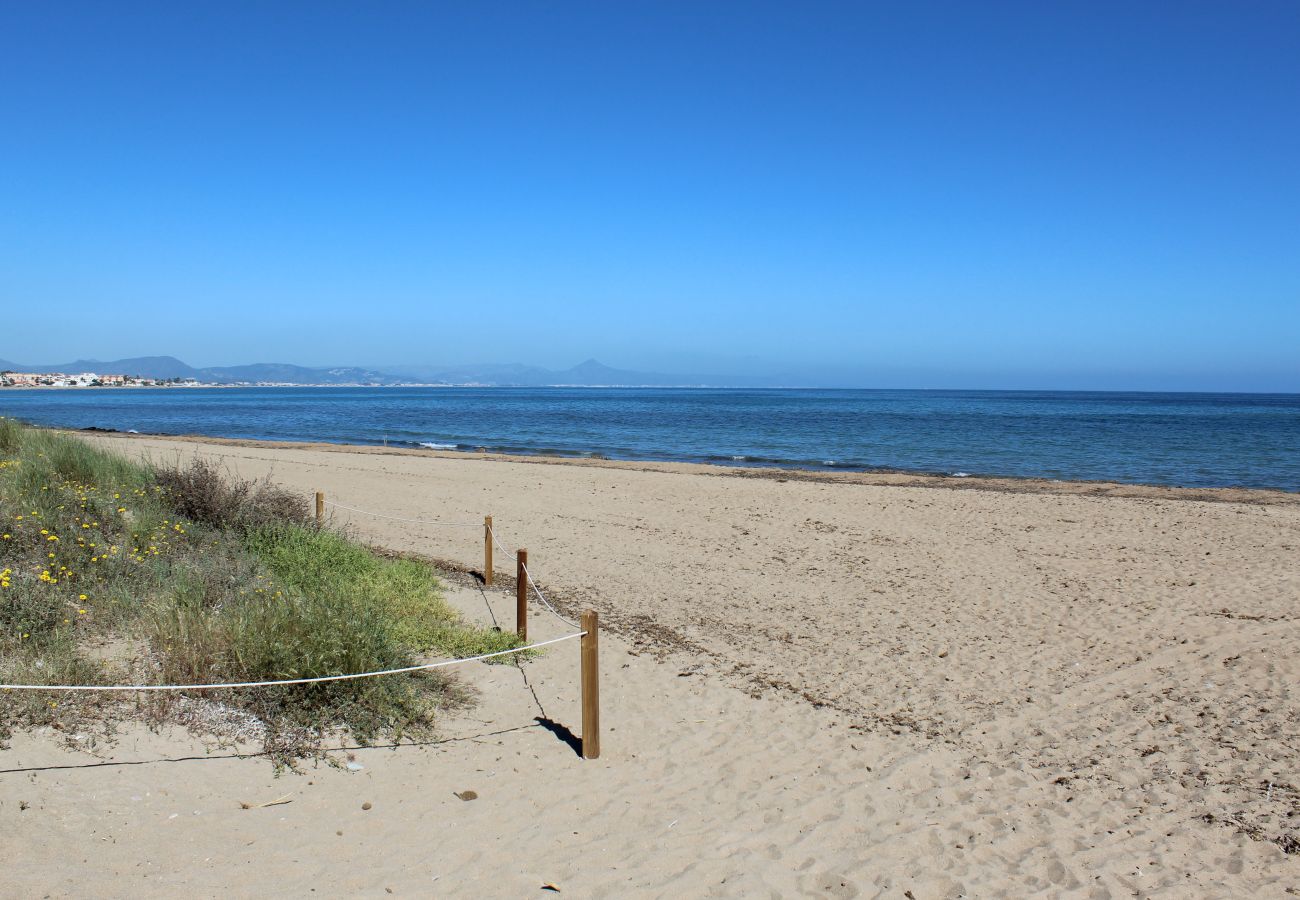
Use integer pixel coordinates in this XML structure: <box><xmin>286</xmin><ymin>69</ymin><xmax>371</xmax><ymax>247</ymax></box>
<box><xmin>3</xmin><ymin>434</ymin><xmax>1297</xmax><ymax>896</ymax></box>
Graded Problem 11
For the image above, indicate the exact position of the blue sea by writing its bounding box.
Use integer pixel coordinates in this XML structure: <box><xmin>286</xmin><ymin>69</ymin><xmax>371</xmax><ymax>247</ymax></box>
<box><xmin>1</xmin><ymin>387</ymin><xmax>1298</xmax><ymax>491</ymax></box>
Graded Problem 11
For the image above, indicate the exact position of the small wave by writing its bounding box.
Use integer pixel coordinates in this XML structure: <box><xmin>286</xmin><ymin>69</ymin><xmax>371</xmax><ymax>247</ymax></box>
<box><xmin>418</xmin><ymin>441</ymin><xmax>457</xmax><ymax>450</ymax></box>
<box><xmin>950</xmin><ymin>471</ymin><xmax>971</xmax><ymax>477</ymax></box>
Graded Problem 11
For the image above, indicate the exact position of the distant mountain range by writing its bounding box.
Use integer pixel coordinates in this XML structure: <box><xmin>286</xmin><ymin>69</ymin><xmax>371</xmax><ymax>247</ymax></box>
<box><xmin>0</xmin><ymin>355</ymin><xmax>756</xmax><ymax>387</ymax></box>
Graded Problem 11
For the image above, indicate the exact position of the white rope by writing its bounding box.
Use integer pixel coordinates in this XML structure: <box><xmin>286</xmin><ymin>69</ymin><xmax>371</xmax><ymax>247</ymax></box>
<box><xmin>325</xmin><ymin>500</ymin><xmax>480</xmax><ymax>528</ymax></box>
<box><xmin>488</xmin><ymin>523</ymin><xmax>515</xmax><ymax>560</ymax></box>
<box><xmin>522</xmin><ymin>564</ymin><xmax>579</xmax><ymax>629</ymax></box>
<box><xmin>486</xmin><ymin>523</ymin><xmax>578</xmax><ymax>629</ymax></box>
<box><xmin>0</xmin><ymin>632</ymin><xmax>584</xmax><ymax>692</ymax></box>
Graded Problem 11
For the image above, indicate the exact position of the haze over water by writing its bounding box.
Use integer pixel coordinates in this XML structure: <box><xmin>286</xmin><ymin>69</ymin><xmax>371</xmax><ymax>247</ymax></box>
<box><xmin>2</xmin><ymin>387</ymin><xmax>1297</xmax><ymax>491</ymax></box>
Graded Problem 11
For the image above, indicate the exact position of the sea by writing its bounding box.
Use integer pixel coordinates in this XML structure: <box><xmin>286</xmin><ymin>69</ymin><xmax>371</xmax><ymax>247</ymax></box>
<box><xmin>1</xmin><ymin>387</ymin><xmax>1298</xmax><ymax>492</ymax></box>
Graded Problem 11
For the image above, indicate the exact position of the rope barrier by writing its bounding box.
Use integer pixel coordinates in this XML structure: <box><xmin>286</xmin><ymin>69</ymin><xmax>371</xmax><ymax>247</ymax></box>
<box><xmin>0</xmin><ymin>632</ymin><xmax>585</xmax><ymax>692</ymax></box>
<box><xmin>324</xmin><ymin>500</ymin><xmax>480</xmax><ymax>528</ymax></box>
<box><xmin>522</xmin><ymin>564</ymin><xmax>580</xmax><ymax>629</ymax></box>
<box><xmin>486</xmin><ymin>523</ymin><xmax>578</xmax><ymax>628</ymax></box>
<box><xmin>488</xmin><ymin>523</ymin><xmax>515</xmax><ymax>559</ymax></box>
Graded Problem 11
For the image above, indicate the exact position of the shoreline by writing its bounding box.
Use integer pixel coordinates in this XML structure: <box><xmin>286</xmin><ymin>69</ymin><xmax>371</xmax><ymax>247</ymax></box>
<box><xmin>69</xmin><ymin>426</ymin><xmax>1300</xmax><ymax>505</ymax></box>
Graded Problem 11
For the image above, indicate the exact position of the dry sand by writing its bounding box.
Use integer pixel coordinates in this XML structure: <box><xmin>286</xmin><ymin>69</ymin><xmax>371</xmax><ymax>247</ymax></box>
<box><xmin>3</xmin><ymin>434</ymin><xmax>1298</xmax><ymax>897</ymax></box>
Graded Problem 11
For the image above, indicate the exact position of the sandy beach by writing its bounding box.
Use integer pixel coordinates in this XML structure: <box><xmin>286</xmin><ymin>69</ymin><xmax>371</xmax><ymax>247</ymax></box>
<box><xmin>4</xmin><ymin>433</ymin><xmax>1298</xmax><ymax>897</ymax></box>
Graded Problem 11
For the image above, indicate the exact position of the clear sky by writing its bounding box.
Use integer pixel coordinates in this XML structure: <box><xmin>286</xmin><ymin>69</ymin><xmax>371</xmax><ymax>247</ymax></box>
<box><xmin>2</xmin><ymin>1</ymin><xmax>1297</xmax><ymax>390</ymax></box>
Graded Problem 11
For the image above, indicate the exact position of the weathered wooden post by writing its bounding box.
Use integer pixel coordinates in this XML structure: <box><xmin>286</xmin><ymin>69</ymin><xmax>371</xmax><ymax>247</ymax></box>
<box><xmin>516</xmin><ymin>549</ymin><xmax>528</xmax><ymax>641</ymax></box>
<box><xmin>483</xmin><ymin>516</ymin><xmax>494</xmax><ymax>586</ymax></box>
<box><xmin>315</xmin><ymin>492</ymin><xmax>324</xmax><ymax>526</ymax></box>
<box><xmin>581</xmin><ymin>609</ymin><xmax>600</xmax><ymax>760</ymax></box>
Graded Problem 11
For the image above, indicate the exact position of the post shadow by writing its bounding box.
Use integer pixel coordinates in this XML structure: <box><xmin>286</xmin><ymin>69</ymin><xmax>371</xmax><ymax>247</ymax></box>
<box><xmin>534</xmin><ymin>717</ymin><xmax>583</xmax><ymax>757</ymax></box>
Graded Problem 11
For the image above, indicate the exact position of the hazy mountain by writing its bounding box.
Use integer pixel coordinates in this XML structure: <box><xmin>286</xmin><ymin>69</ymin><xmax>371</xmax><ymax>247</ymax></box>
<box><xmin>2</xmin><ymin>355</ymin><xmax>204</xmax><ymax>380</ymax></box>
<box><xmin>200</xmin><ymin>363</ymin><xmax>399</xmax><ymax>385</ymax></box>
<box><xmin>1</xmin><ymin>354</ymin><xmax>770</xmax><ymax>386</ymax></box>
<box><xmin>383</xmin><ymin>362</ymin><xmax>554</xmax><ymax>384</ymax></box>
<box><xmin>1</xmin><ymin>356</ymin><xmax>400</xmax><ymax>384</ymax></box>
<box><xmin>550</xmin><ymin>358</ymin><xmax>704</xmax><ymax>386</ymax></box>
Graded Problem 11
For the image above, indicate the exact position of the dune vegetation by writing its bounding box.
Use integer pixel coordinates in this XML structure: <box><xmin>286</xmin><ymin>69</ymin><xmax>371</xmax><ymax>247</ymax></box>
<box><xmin>0</xmin><ymin>418</ymin><xmax>520</xmax><ymax>763</ymax></box>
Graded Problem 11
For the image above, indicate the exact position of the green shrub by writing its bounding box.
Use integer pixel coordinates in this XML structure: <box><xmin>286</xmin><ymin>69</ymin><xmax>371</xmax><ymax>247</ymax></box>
<box><xmin>243</xmin><ymin>524</ymin><xmax>522</xmax><ymax>656</ymax></box>
<box><xmin>154</xmin><ymin>457</ymin><xmax>311</xmax><ymax>532</ymax></box>
<box><xmin>0</xmin><ymin>578</ymin><xmax>65</xmax><ymax>637</ymax></box>
<box><xmin>0</xmin><ymin>421</ymin><xmax>516</xmax><ymax>762</ymax></box>
<box><xmin>0</xmin><ymin>417</ymin><xmax>23</xmax><ymax>454</ymax></box>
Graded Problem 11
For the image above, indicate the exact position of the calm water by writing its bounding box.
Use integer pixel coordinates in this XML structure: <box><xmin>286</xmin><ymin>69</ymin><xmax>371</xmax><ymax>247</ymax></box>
<box><xmin>2</xmin><ymin>387</ymin><xmax>1298</xmax><ymax>491</ymax></box>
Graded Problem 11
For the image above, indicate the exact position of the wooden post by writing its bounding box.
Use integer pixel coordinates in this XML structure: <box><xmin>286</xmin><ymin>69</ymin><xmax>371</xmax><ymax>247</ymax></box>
<box><xmin>483</xmin><ymin>516</ymin><xmax>494</xmax><ymax>587</ymax></box>
<box><xmin>516</xmin><ymin>549</ymin><xmax>528</xmax><ymax>641</ymax></box>
<box><xmin>581</xmin><ymin>609</ymin><xmax>600</xmax><ymax>760</ymax></box>
<box><xmin>315</xmin><ymin>491</ymin><xmax>324</xmax><ymax>526</ymax></box>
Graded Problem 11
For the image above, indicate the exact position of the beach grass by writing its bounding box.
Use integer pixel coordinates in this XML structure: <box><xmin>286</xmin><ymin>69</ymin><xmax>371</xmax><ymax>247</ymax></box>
<box><xmin>0</xmin><ymin>419</ymin><xmax>521</xmax><ymax>763</ymax></box>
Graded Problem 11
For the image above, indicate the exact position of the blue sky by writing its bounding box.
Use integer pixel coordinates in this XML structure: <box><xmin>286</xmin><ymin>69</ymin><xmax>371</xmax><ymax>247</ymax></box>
<box><xmin>2</xmin><ymin>1</ymin><xmax>1297</xmax><ymax>390</ymax></box>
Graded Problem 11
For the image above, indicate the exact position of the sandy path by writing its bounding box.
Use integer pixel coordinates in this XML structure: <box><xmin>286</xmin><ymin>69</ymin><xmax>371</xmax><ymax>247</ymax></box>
<box><xmin>2</xmin><ymin>434</ymin><xmax>1297</xmax><ymax>896</ymax></box>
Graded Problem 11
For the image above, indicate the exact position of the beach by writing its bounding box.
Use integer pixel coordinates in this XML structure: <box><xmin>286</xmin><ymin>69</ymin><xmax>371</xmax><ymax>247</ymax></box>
<box><xmin>4</xmin><ymin>433</ymin><xmax>1298</xmax><ymax>896</ymax></box>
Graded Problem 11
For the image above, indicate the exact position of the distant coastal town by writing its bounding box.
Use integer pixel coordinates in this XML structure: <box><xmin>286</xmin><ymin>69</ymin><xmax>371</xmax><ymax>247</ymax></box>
<box><xmin>0</xmin><ymin>370</ymin><xmax>200</xmax><ymax>388</ymax></box>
